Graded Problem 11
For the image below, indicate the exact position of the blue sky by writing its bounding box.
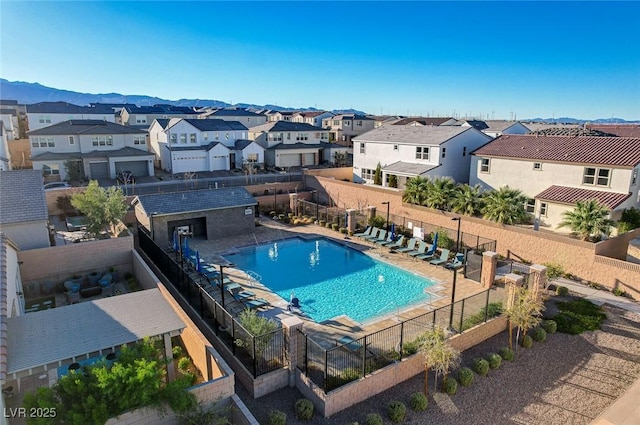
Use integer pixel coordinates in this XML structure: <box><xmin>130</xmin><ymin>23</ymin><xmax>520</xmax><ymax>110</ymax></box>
<box><xmin>2</xmin><ymin>1</ymin><xmax>639</xmax><ymax>120</ymax></box>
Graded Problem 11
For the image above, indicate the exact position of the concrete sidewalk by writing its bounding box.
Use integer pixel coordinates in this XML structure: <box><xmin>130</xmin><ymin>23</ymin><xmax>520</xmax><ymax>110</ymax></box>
<box><xmin>552</xmin><ymin>277</ymin><xmax>640</xmax><ymax>314</ymax></box>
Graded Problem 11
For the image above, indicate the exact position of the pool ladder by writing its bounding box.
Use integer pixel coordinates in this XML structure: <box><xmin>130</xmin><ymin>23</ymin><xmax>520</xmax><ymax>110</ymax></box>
<box><xmin>245</xmin><ymin>270</ymin><xmax>263</xmax><ymax>288</ymax></box>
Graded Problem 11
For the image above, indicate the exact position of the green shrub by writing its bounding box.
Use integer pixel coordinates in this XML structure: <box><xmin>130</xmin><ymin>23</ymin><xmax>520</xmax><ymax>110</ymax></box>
<box><xmin>402</xmin><ymin>339</ymin><xmax>421</xmax><ymax>356</ymax></box>
<box><xmin>555</xmin><ymin>286</ymin><xmax>569</xmax><ymax>296</ymax></box>
<box><xmin>387</xmin><ymin>401</ymin><xmax>407</xmax><ymax>423</ymax></box>
<box><xmin>177</xmin><ymin>356</ymin><xmax>191</xmax><ymax>373</ymax></box>
<box><xmin>325</xmin><ymin>222</ymin><xmax>332</xmax><ymax>229</ymax></box>
<box><xmin>520</xmin><ymin>335</ymin><xmax>533</xmax><ymax>348</ymax></box>
<box><xmin>443</xmin><ymin>377</ymin><xmax>458</xmax><ymax>395</ymax></box>
<box><xmin>499</xmin><ymin>347</ymin><xmax>515</xmax><ymax>361</ymax></box>
<box><xmin>409</xmin><ymin>392</ymin><xmax>428</xmax><ymax>412</ymax></box>
<box><xmin>472</xmin><ymin>358</ymin><xmax>489</xmax><ymax>376</ymax></box>
<box><xmin>365</xmin><ymin>413</ymin><xmax>384</xmax><ymax>425</ymax></box>
<box><xmin>553</xmin><ymin>299</ymin><xmax>607</xmax><ymax>335</ymax></box>
<box><xmin>461</xmin><ymin>302</ymin><xmax>503</xmax><ymax>331</ymax></box>
<box><xmin>544</xmin><ymin>262</ymin><xmax>565</xmax><ymax>282</ymax></box>
<box><xmin>613</xmin><ymin>288</ymin><xmax>631</xmax><ymax>298</ymax></box>
<box><xmin>368</xmin><ymin>215</ymin><xmax>386</xmax><ymax>228</ymax></box>
<box><xmin>531</xmin><ymin>327</ymin><xmax>547</xmax><ymax>343</ymax></box>
<box><xmin>457</xmin><ymin>367</ymin><xmax>474</xmax><ymax>387</ymax></box>
<box><xmin>339</xmin><ymin>227</ymin><xmax>348</xmax><ymax>234</ymax></box>
<box><xmin>172</xmin><ymin>345</ymin><xmax>182</xmax><ymax>359</ymax></box>
<box><xmin>318</xmin><ymin>220</ymin><xmax>326</xmax><ymax>226</ymax></box>
<box><xmin>267</xmin><ymin>409</ymin><xmax>287</xmax><ymax>425</ymax></box>
<box><xmin>325</xmin><ymin>368</ymin><xmax>362</xmax><ymax>391</ymax></box>
<box><xmin>542</xmin><ymin>320</ymin><xmax>557</xmax><ymax>334</ymax></box>
<box><xmin>486</xmin><ymin>353</ymin><xmax>502</xmax><ymax>369</ymax></box>
<box><xmin>332</xmin><ymin>223</ymin><xmax>339</xmax><ymax>231</ymax></box>
<box><xmin>295</xmin><ymin>399</ymin><xmax>314</xmax><ymax>421</ymax></box>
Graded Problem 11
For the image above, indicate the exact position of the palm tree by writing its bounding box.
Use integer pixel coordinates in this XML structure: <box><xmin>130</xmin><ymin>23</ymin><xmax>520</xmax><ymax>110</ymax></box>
<box><xmin>451</xmin><ymin>184</ymin><xmax>484</xmax><ymax>216</ymax></box>
<box><xmin>505</xmin><ymin>286</ymin><xmax>545</xmax><ymax>350</ymax></box>
<box><xmin>481</xmin><ymin>186</ymin><xmax>527</xmax><ymax>224</ymax></box>
<box><xmin>402</xmin><ymin>176</ymin><xmax>430</xmax><ymax>205</ymax></box>
<box><xmin>558</xmin><ymin>199</ymin><xmax>613</xmax><ymax>241</ymax></box>
<box><xmin>419</xmin><ymin>326</ymin><xmax>460</xmax><ymax>397</ymax></box>
<box><xmin>423</xmin><ymin>177</ymin><xmax>456</xmax><ymax>210</ymax></box>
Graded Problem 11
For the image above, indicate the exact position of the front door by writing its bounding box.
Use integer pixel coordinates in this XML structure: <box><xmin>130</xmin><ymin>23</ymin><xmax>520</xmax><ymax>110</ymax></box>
<box><xmin>230</xmin><ymin>153</ymin><xmax>236</xmax><ymax>169</ymax></box>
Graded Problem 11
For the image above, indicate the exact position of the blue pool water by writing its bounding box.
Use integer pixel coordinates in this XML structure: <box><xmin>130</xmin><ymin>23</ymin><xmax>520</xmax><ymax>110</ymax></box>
<box><xmin>227</xmin><ymin>237</ymin><xmax>437</xmax><ymax>323</ymax></box>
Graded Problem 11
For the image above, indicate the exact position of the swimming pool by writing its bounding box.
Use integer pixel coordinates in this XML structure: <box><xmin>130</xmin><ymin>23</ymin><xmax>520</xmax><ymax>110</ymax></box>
<box><xmin>227</xmin><ymin>237</ymin><xmax>438</xmax><ymax>323</ymax></box>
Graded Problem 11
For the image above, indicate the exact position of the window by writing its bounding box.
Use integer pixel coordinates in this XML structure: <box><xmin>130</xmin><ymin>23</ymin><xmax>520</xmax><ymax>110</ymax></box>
<box><xmin>225</xmin><ymin>133</ymin><xmax>230</xmax><ymax>140</ymax></box>
<box><xmin>344</xmin><ymin>121</ymin><xmax>351</xmax><ymax>126</ymax></box>
<box><xmin>42</xmin><ymin>164</ymin><xmax>60</xmax><ymax>175</ymax></box>
<box><xmin>480</xmin><ymin>158</ymin><xmax>491</xmax><ymax>173</ymax></box>
<box><xmin>360</xmin><ymin>168</ymin><xmax>374</xmax><ymax>180</ymax></box>
<box><xmin>533</xmin><ymin>162</ymin><xmax>542</xmax><ymax>170</ymax></box>
<box><xmin>286</xmin><ymin>133</ymin><xmax>291</xmax><ymax>140</ymax></box>
<box><xmin>360</xmin><ymin>143</ymin><xmax>366</xmax><ymax>154</ymax></box>
<box><xmin>393</xmin><ymin>145</ymin><xmax>398</xmax><ymax>151</ymax></box>
<box><xmin>190</xmin><ymin>133</ymin><xmax>197</xmax><ymax>143</ymax></box>
<box><xmin>296</xmin><ymin>133</ymin><xmax>308</xmax><ymax>141</ymax></box>
<box><xmin>267</xmin><ymin>133</ymin><xmax>282</xmax><ymax>142</ymax></box>
<box><xmin>583</xmin><ymin>167</ymin><xmax>610</xmax><ymax>187</ymax></box>
<box><xmin>441</xmin><ymin>148</ymin><xmax>446</xmax><ymax>159</ymax></box>
<box><xmin>462</xmin><ymin>147</ymin><xmax>466</xmax><ymax>157</ymax></box>
<box><xmin>31</xmin><ymin>136</ymin><xmax>55</xmax><ymax>148</ymax></box>
<box><xmin>38</xmin><ymin>116</ymin><xmax>51</xmax><ymax>124</ymax></box>
<box><xmin>180</xmin><ymin>134</ymin><xmax>187</xmax><ymax>144</ymax></box>
<box><xmin>525</xmin><ymin>198</ymin><xmax>535</xmax><ymax>213</ymax></box>
<box><xmin>357</xmin><ymin>120</ymin><xmax>363</xmax><ymax>126</ymax></box>
<box><xmin>320</xmin><ymin>133</ymin><xmax>328</xmax><ymax>140</ymax></box>
<box><xmin>170</xmin><ymin>134</ymin><xmax>177</xmax><ymax>144</ymax></box>
<box><xmin>91</xmin><ymin>136</ymin><xmax>113</xmax><ymax>146</ymax></box>
<box><xmin>416</xmin><ymin>146</ymin><xmax>429</xmax><ymax>160</ymax></box>
<box><xmin>539</xmin><ymin>202</ymin><xmax>548</xmax><ymax>216</ymax></box>
<box><xmin>214</xmin><ymin>132</ymin><xmax>219</xmax><ymax>140</ymax></box>
<box><xmin>633</xmin><ymin>169</ymin><xmax>638</xmax><ymax>185</ymax></box>
<box><xmin>68</xmin><ymin>136</ymin><xmax>75</xmax><ymax>145</ymax></box>
<box><xmin>133</xmin><ymin>135</ymin><xmax>146</xmax><ymax>145</ymax></box>
<box><xmin>247</xmin><ymin>153</ymin><xmax>258</xmax><ymax>163</ymax></box>
<box><xmin>203</xmin><ymin>132</ymin><xmax>208</xmax><ymax>141</ymax></box>
<box><xmin>333</xmin><ymin>120</ymin><xmax>340</xmax><ymax>126</ymax></box>
<box><xmin>136</xmin><ymin>116</ymin><xmax>147</xmax><ymax>124</ymax></box>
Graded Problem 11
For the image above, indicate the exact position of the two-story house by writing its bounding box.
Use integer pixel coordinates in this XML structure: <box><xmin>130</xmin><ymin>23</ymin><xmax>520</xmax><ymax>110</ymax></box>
<box><xmin>248</xmin><ymin>121</ymin><xmax>346</xmax><ymax>168</ymax></box>
<box><xmin>392</xmin><ymin>117</ymin><xmax>456</xmax><ymax>127</ymax></box>
<box><xmin>480</xmin><ymin>120</ymin><xmax>530</xmax><ymax>138</ymax></box>
<box><xmin>26</xmin><ymin>102</ymin><xmax>116</xmax><ymax>131</ymax></box>
<box><xmin>29</xmin><ymin>120</ymin><xmax>154</xmax><ymax>181</ymax></box>
<box><xmin>353</xmin><ymin>125</ymin><xmax>493</xmax><ymax>188</ymax></box>
<box><xmin>0</xmin><ymin>108</ymin><xmax>19</xmax><ymax>141</ymax></box>
<box><xmin>199</xmin><ymin>108</ymin><xmax>267</xmax><ymax>127</ymax></box>
<box><xmin>291</xmin><ymin>111</ymin><xmax>334</xmax><ymax>127</ymax></box>
<box><xmin>0</xmin><ymin>122</ymin><xmax>11</xmax><ymax>170</ymax></box>
<box><xmin>321</xmin><ymin>114</ymin><xmax>376</xmax><ymax>146</ymax></box>
<box><xmin>117</xmin><ymin>105</ymin><xmax>199</xmax><ymax>129</ymax></box>
<box><xmin>470</xmin><ymin>135</ymin><xmax>640</xmax><ymax>231</ymax></box>
<box><xmin>154</xmin><ymin>118</ymin><xmax>262</xmax><ymax>173</ymax></box>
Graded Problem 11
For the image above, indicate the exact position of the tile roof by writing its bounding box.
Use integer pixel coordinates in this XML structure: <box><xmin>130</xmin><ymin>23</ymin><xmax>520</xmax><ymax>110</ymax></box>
<box><xmin>234</xmin><ymin>139</ymin><xmax>256</xmax><ymax>150</ymax></box>
<box><xmin>587</xmin><ymin>125</ymin><xmax>640</xmax><ymax>138</ymax></box>
<box><xmin>353</xmin><ymin>125</ymin><xmax>487</xmax><ymax>145</ymax></box>
<box><xmin>154</xmin><ymin>119</ymin><xmax>170</xmax><ymax>129</ymax></box>
<box><xmin>31</xmin><ymin>151</ymin><xmax>82</xmax><ymax>161</ymax></box>
<box><xmin>208</xmin><ymin>109</ymin><xmax>263</xmax><ymax>117</ymax></box>
<box><xmin>529</xmin><ymin>127</ymin><xmax>616</xmax><ymax>137</ymax></box>
<box><xmin>0</xmin><ymin>170</ymin><xmax>48</xmax><ymax>224</ymax></box>
<box><xmin>28</xmin><ymin>120</ymin><xmax>147</xmax><ymax>135</ymax></box>
<box><xmin>472</xmin><ymin>135</ymin><xmax>640</xmax><ymax>167</ymax></box>
<box><xmin>271</xmin><ymin>142</ymin><xmax>334</xmax><ymax>150</ymax></box>
<box><xmin>0</xmin><ymin>109</ymin><xmax>17</xmax><ymax>115</ymax></box>
<box><xmin>534</xmin><ymin>185</ymin><xmax>631</xmax><ymax>209</ymax></box>
<box><xmin>483</xmin><ymin>120</ymin><xmax>528</xmax><ymax>132</ymax></box>
<box><xmin>331</xmin><ymin>114</ymin><xmax>374</xmax><ymax>121</ymax></box>
<box><xmin>82</xmin><ymin>146</ymin><xmax>154</xmax><ymax>158</ymax></box>
<box><xmin>0</xmin><ymin>99</ymin><xmax>18</xmax><ymax>106</ymax></box>
<box><xmin>382</xmin><ymin>161</ymin><xmax>439</xmax><ymax>176</ymax></box>
<box><xmin>180</xmin><ymin>118</ymin><xmax>248</xmax><ymax>132</ymax></box>
<box><xmin>7</xmin><ymin>289</ymin><xmax>185</xmax><ymax>374</ymax></box>
<box><xmin>26</xmin><ymin>101</ymin><xmax>114</xmax><ymax>114</ymax></box>
<box><xmin>392</xmin><ymin>117</ymin><xmax>453</xmax><ymax>126</ymax></box>
<box><xmin>169</xmin><ymin>142</ymin><xmax>228</xmax><ymax>152</ymax></box>
<box><xmin>249</xmin><ymin>121</ymin><xmax>326</xmax><ymax>132</ymax></box>
<box><xmin>134</xmin><ymin>187</ymin><xmax>257</xmax><ymax>216</ymax></box>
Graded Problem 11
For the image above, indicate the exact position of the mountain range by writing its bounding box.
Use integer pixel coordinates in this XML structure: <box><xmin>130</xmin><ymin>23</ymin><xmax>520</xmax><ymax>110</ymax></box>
<box><xmin>1</xmin><ymin>78</ymin><xmax>637</xmax><ymax>123</ymax></box>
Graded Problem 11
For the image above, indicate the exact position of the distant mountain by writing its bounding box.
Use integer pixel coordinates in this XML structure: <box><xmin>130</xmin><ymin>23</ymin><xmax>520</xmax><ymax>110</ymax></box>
<box><xmin>0</xmin><ymin>78</ymin><xmax>367</xmax><ymax>115</ymax></box>
<box><xmin>524</xmin><ymin>117</ymin><xmax>639</xmax><ymax>124</ymax></box>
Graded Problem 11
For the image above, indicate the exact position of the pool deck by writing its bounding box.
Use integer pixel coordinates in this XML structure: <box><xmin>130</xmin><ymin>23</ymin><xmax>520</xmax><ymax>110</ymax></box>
<box><xmin>186</xmin><ymin>217</ymin><xmax>499</xmax><ymax>348</ymax></box>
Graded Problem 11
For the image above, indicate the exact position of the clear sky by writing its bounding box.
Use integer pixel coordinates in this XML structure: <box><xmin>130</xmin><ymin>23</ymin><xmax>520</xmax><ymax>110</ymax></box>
<box><xmin>1</xmin><ymin>1</ymin><xmax>639</xmax><ymax>120</ymax></box>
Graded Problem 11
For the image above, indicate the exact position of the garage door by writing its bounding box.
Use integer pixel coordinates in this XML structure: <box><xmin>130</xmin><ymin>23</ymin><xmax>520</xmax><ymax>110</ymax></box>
<box><xmin>210</xmin><ymin>155</ymin><xmax>227</xmax><ymax>171</ymax></box>
<box><xmin>279</xmin><ymin>153</ymin><xmax>301</xmax><ymax>167</ymax></box>
<box><xmin>89</xmin><ymin>162</ymin><xmax>109</xmax><ymax>179</ymax></box>
<box><xmin>303</xmin><ymin>153</ymin><xmax>315</xmax><ymax>165</ymax></box>
<box><xmin>115</xmin><ymin>160</ymin><xmax>148</xmax><ymax>176</ymax></box>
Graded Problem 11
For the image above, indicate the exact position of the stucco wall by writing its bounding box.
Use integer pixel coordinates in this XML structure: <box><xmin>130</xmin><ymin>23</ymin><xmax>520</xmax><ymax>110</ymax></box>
<box><xmin>0</xmin><ymin>220</ymin><xmax>50</xmax><ymax>251</ymax></box>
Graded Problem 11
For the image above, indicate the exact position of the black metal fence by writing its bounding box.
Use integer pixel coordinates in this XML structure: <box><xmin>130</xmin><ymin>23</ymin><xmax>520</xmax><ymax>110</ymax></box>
<box><xmin>296</xmin><ymin>287</ymin><xmax>505</xmax><ymax>392</ymax></box>
<box><xmin>138</xmin><ymin>227</ymin><xmax>285</xmax><ymax>377</ymax></box>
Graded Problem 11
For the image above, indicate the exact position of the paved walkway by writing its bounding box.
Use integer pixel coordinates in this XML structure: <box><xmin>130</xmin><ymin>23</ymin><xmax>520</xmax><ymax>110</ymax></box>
<box><xmin>553</xmin><ymin>277</ymin><xmax>640</xmax><ymax>314</ymax></box>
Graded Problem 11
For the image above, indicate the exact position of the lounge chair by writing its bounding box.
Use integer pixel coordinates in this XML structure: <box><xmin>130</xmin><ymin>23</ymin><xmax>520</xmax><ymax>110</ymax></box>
<box><xmin>244</xmin><ymin>298</ymin><xmax>270</xmax><ymax>310</ymax></box>
<box><xmin>354</xmin><ymin>226</ymin><xmax>372</xmax><ymax>238</ymax></box>
<box><xmin>396</xmin><ymin>238</ymin><xmax>417</xmax><ymax>253</ymax></box>
<box><xmin>357</xmin><ymin>227</ymin><xmax>377</xmax><ymax>239</ymax></box>
<box><xmin>363</xmin><ymin>228</ymin><xmax>382</xmax><ymax>241</ymax></box>
<box><xmin>408</xmin><ymin>241</ymin><xmax>429</xmax><ymax>257</ymax></box>
<box><xmin>375</xmin><ymin>231</ymin><xmax>395</xmax><ymax>245</ymax></box>
<box><xmin>429</xmin><ymin>249</ymin><xmax>451</xmax><ymax>266</ymax></box>
<box><xmin>385</xmin><ymin>235</ymin><xmax>405</xmax><ymax>249</ymax></box>
<box><xmin>231</xmin><ymin>290</ymin><xmax>255</xmax><ymax>302</ymax></box>
<box><xmin>370</xmin><ymin>230</ymin><xmax>387</xmax><ymax>244</ymax></box>
<box><xmin>416</xmin><ymin>244</ymin><xmax>437</xmax><ymax>261</ymax></box>
<box><xmin>444</xmin><ymin>253</ymin><xmax>465</xmax><ymax>270</ymax></box>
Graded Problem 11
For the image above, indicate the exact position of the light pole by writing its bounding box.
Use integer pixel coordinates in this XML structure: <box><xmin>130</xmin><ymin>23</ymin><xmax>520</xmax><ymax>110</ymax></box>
<box><xmin>178</xmin><ymin>230</ymin><xmax>192</xmax><ymax>269</ymax></box>
<box><xmin>272</xmin><ymin>187</ymin><xmax>277</xmax><ymax>214</ymax></box>
<box><xmin>312</xmin><ymin>190</ymin><xmax>319</xmax><ymax>219</ymax></box>
<box><xmin>449</xmin><ymin>269</ymin><xmax>458</xmax><ymax>329</ymax></box>
<box><xmin>382</xmin><ymin>201</ymin><xmax>390</xmax><ymax>232</ymax></box>
<box><xmin>219</xmin><ymin>265</ymin><xmax>226</xmax><ymax>309</ymax></box>
<box><xmin>452</xmin><ymin>217</ymin><xmax>461</xmax><ymax>253</ymax></box>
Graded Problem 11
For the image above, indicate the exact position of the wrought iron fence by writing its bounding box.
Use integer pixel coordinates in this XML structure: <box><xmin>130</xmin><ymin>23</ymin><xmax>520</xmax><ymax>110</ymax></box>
<box><xmin>138</xmin><ymin>227</ymin><xmax>285</xmax><ymax>377</ymax></box>
<box><xmin>296</xmin><ymin>288</ymin><xmax>504</xmax><ymax>392</ymax></box>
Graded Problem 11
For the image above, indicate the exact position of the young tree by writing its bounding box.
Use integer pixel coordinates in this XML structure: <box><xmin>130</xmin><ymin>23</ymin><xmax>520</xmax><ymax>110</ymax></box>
<box><xmin>63</xmin><ymin>159</ymin><xmax>83</xmax><ymax>183</ymax></box>
<box><xmin>559</xmin><ymin>199</ymin><xmax>613</xmax><ymax>241</ymax></box>
<box><xmin>505</xmin><ymin>286</ymin><xmax>545</xmax><ymax>350</ymax></box>
<box><xmin>451</xmin><ymin>184</ymin><xmax>484</xmax><ymax>216</ymax></box>
<box><xmin>71</xmin><ymin>180</ymin><xmax>127</xmax><ymax>238</ymax></box>
<box><xmin>373</xmin><ymin>162</ymin><xmax>382</xmax><ymax>185</ymax></box>
<box><xmin>388</xmin><ymin>174</ymin><xmax>398</xmax><ymax>188</ymax></box>
<box><xmin>481</xmin><ymin>186</ymin><xmax>527</xmax><ymax>224</ymax></box>
<box><xmin>419</xmin><ymin>326</ymin><xmax>460</xmax><ymax>397</ymax></box>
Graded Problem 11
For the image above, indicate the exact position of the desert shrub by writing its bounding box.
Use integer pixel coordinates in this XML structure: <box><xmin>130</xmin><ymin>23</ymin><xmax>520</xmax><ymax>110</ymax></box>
<box><xmin>318</xmin><ymin>220</ymin><xmax>326</xmax><ymax>226</ymax></box>
<box><xmin>613</xmin><ymin>288</ymin><xmax>631</xmax><ymax>298</ymax></box>
<box><xmin>531</xmin><ymin>327</ymin><xmax>547</xmax><ymax>343</ymax></box>
<box><xmin>520</xmin><ymin>335</ymin><xmax>533</xmax><ymax>348</ymax></box>
<box><xmin>332</xmin><ymin>223</ymin><xmax>339</xmax><ymax>231</ymax></box>
<box><xmin>410</xmin><ymin>392</ymin><xmax>428</xmax><ymax>412</ymax></box>
<box><xmin>443</xmin><ymin>377</ymin><xmax>458</xmax><ymax>395</ymax></box>
<box><xmin>486</xmin><ymin>353</ymin><xmax>502</xmax><ymax>369</ymax></box>
<box><xmin>177</xmin><ymin>357</ymin><xmax>191</xmax><ymax>373</ymax></box>
<box><xmin>542</xmin><ymin>320</ymin><xmax>557</xmax><ymax>334</ymax></box>
<box><xmin>172</xmin><ymin>345</ymin><xmax>182</xmax><ymax>359</ymax></box>
<box><xmin>267</xmin><ymin>409</ymin><xmax>286</xmax><ymax>425</ymax></box>
<box><xmin>472</xmin><ymin>358</ymin><xmax>489</xmax><ymax>376</ymax></box>
<box><xmin>499</xmin><ymin>347</ymin><xmax>514</xmax><ymax>361</ymax></box>
<box><xmin>457</xmin><ymin>367</ymin><xmax>474</xmax><ymax>387</ymax></box>
<box><xmin>295</xmin><ymin>399</ymin><xmax>314</xmax><ymax>421</ymax></box>
<box><xmin>461</xmin><ymin>302</ymin><xmax>503</xmax><ymax>331</ymax></box>
<box><xmin>365</xmin><ymin>413</ymin><xmax>383</xmax><ymax>425</ymax></box>
<box><xmin>325</xmin><ymin>367</ymin><xmax>362</xmax><ymax>390</ymax></box>
<box><xmin>368</xmin><ymin>215</ymin><xmax>386</xmax><ymax>228</ymax></box>
<box><xmin>555</xmin><ymin>286</ymin><xmax>569</xmax><ymax>296</ymax></box>
<box><xmin>402</xmin><ymin>339</ymin><xmax>421</xmax><ymax>356</ymax></box>
<box><xmin>553</xmin><ymin>299</ymin><xmax>607</xmax><ymax>334</ymax></box>
<box><xmin>387</xmin><ymin>401</ymin><xmax>407</xmax><ymax>423</ymax></box>
<box><xmin>325</xmin><ymin>222</ymin><xmax>332</xmax><ymax>229</ymax></box>
<box><xmin>544</xmin><ymin>262</ymin><xmax>565</xmax><ymax>282</ymax></box>
<box><xmin>339</xmin><ymin>227</ymin><xmax>348</xmax><ymax>234</ymax></box>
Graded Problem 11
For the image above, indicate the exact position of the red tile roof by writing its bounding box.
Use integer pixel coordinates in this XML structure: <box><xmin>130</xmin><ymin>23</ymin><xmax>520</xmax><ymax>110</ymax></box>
<box><xmin>587</xmin><ymin>125</ymin><xmax>640</xmax><ymax>138</ymax></box>
<box><xmin>534</xmin><ymin>185</ymin><xmax>631</xmax><ymax>209</ymax></box>
<box><xmin>472</xmin><ymin>135</ymin><xmax>640</xmax><ymax>167</ymax></box>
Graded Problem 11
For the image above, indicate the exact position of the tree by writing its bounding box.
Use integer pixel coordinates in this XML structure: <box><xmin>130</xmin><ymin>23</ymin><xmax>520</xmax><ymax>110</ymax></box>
<box><xmin>481</xmin><ymin>186</ymin><xmax>527</xmax><ymax>224</ymax></box>
<box><xmin>423</xmin><ymin>177</ymin><xmax>456</xmax><ymax>210</ymax></box>
<box><xmin>559</xmin><ymin>199</ymin><xmax>613</xmax><ymax>241</ymax></box>
<box><xmin>419</xmin><ymin>326</ymin><xmax>460</xmax><ymax>397</ymax></box>
<box><xmin>451</xmin><ymin>184</ymin><xmax>484</xmax><ymax>216</ymax></box>
<box><xmin>71</xmin><ymin>180</ymin><xmax>127</xmax><ymax>238</ymax></box>
<box><xmin>388</xmin><ymin>174</ymin><xmax>398</xmax><ymax>188</ymax></box>
<box><xmin>63</xmin><ymin>159</ymin><xmax>83</xmax><ymax>183</ymax></box>
<box><xmin>402</xmin><ymin>176</ymin><xmax>429</xmax><ymax>205</ymax></box>
<box><xmin>373</xmin><ymin>162</ymin><xmax>382</xmax><ymax>185</ymax></box>
<box><xmin>505</xmin><ymin>286</ymin><xmax>545</xmax><ymax>350</ymax></box>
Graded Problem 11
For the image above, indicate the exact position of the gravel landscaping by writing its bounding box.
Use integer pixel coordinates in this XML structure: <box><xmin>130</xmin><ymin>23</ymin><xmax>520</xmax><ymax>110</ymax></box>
<box><xmin>238</xmin><ymin>301</ymin><xmax>640</xmax><ymax>424</ymax></box>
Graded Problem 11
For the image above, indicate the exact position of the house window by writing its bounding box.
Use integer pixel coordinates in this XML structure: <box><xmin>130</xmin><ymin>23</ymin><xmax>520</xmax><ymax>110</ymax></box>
<box><xmin>393</xmin><ymin>145</ymin><xmax>398</xmax><ymax>151</ymax></box>
<box><xmin>247</xmin><ymin>153</ymin><xmax>258</xmax><ymax>163</ymax></box>
<box><xmin>533</xmin><ymin>162</ymin><xmax>542</xmax><ymax>170</ymax></box>
<box><xmin>68</xmin><ymin>136</ymin><xmax>75</xmax><ymax>145</ymax></box>
<box><xmin>360</xmin><ymin>143</ymin><xmax>366</xmax><ymax>154</ymax></box>
<box><xmin>190</xmin><ymin>133</ymin><xmax>197</xmax><ymax>143</ymax></box>
<box><xmin>441</xmin><ymin>148</ymin><xmax>446</xmax><ymax>159</ymax></box>
<box><xmin>320</xmin><ymin>133</ymin><xmax>328</xmax><ymax>140</ymax></box>
<box><xmin>180</xmin><ymin>134</ymin><xmax>187</xmax><ymax>144</ymax></box>
<box><xmin>539</xmin><ymin>202</ymin><xmax>548</xmax><ymax>216</ymax></box>
<box><xmin>170</xmin><ymin>134</ymin><xmax>177</xmax><ymax>144</ymax></box>
<box><xmin>32</xmin><ymin>136</ymin><xmax>55</xmax><ymax>148</ymax></box>
<box><xmin>203</xmin><ymin>132</ymin><xmax>208</xmax><ymax>141</ymax></box>
<box><xmin>633</xmin><ymin>169</ymin><xmax>638</xmax><ymax>185</ymax></box>
<box><xmin>416</xmin><ymin>147</ymin><xmax>429</xmax><ymax>160</ymax></box>
<box><xmin>136</xmin><ymin>116</ymin><xmax>147</xmax><ymax>124</ymax></box>
<box><xmin>480</xmin><ymin>158</ymin><xmax>491</xmax><ymax>173</ymax></box>
<box><xmin>42</xmin><ymin>164</ymin><xmax>60</xmax><ymax>175</ymax></box>
<box><xmin>525</xmin><ymin>198</ymin><xmax>535</xmax><ymax>213</ymax></box>
<box><xmin>133</xmin><ymin>135</ymin><xmax>146</xmax><ymax>145</ymax></box>
<box><xmin>287</xmin><ymin>133</ymin><xmax>291</xmax><ymax>140</ymax></box>
<box><xmin>296</xmin><ymin>133</ymin><xmax>308</xmax><ymax>141</ymax></box>
<box><xmin>91</xmin><ymin>136</ymin><xmax>112</xmax><ymax>146</ymax></box>
<box><xmin>225</xmin><ymin>133</ymin><xmax>230</xmax><ymax>140</ymax></box>
<box><xmin>462</xmin><ymin>147</ymin><xmax>466</xmax><ymax>157</ymax></box>
<box><xmin>583</xmin><ymin>167</ymin><xmax>611</xmax><ymax>187</ymax></box>
<box><xmin>361</xmin><ymin>168</ymin><xmax>374</xmax><ymax>180</ymax></box>
<box><xmin>344</xmin><ymin>121</ymin><xmax>351</xmax><ymax>126</ymax></box>
<box><xmin>39</xmin><ymin>116</ymin><xmax>51</xmax><ymax>124</ymax></box>
<box><xmin>357</xmin><ymin>120</ymin><xmax>363</xmax><ymax>126</ymax></box>
<box><xmin>215</xmin><ymin>132</ymin><xmax>219</xmax><ymax>140</ymax></box>
<box><xmin>333</xmin><ymin>120</ymin><xmax>340</xmax><ymax>126</ymax></box>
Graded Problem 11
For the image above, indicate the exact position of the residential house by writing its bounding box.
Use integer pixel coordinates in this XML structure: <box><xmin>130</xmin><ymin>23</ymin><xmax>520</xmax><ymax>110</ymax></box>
<box><xmin>470</xmin><ymin>135</ymin><xmax>640</xmax><ymax>231</ymax></box>
<box><xmin>26</xmin><ymin>102</ymin><xmax>116</xmax><ymax>131</ymax></box>
<box><xmin>28</xmin><ymin>120</ymin><xmax>154</xmax><ymax>181</ymax></box>
<box><xmin>353</xmin><ymin>125</ymin><xmax>493</xmax><ymax>188</ymax></box>
<box><xmin>0</xmin><ymin>109</ymin><xmax>19</xmax><ymax>141</ymax></box>
<box><xmin>292</xmin><ymin>111</ymin><xmax>334</xmax><ymax>127</ymax></box>
<box><xmin>0</xmin><ymin>233</ymin><xmax>24</xmax><ymax>318</ymax></box>
<box><xmin>267</xmin><ymin>111</ymin><xmax>297</xmax><ymax>122</ymax></box>
<box><xmin>155</xmin><ymin>118</ymin><xmax>259</xmax><ymax>173</ymax></box>
<box><xmin>199</xmin><ymin>108</ymin><xmax>267</xmax><ymax>127</ymax></box>
<box><xmin>147</xmin><ymin>119</ymin><xmax>170</xmax><ymax>168</ymax></box>
<box><xmin>117</xmin><ymin>105</ymin><xmax>198</xmax><ymax>128</ymax></box>
<box><xmin>369</xmin><ymin>115</ymin><xmax>404</xmax><ymax>128</ymax></box>
<box><xmin>0</xmin><ymin>122</ymin><xmax>11</xmax><ymax>170</ymax></box>
<box><xmin>0</xmin><ymin>170</ymin><xmax>50</xmax><ymax>250</ymax></box>
<box><xmin>392</xmin><ymin>117</ymin><xmax>456</xmax><ymax>126</ymax></box>
<box><xmin>481</xmin><ymin>120</ymin><xmax>530</xmax><ymax>138</ymax></box>
<box><xmin>249</xmin><ymin>121</ymin><xmax>345</xmax><ymax>168</ymax></box>
<box><xmin>321</xmin><ymin>114</ymin><xmax>375</xmax><ymax>146</ymax></box>
<box><xmin>587</xmin><ymin>124</ymin><xmax>640</xmax><ymax>138</ymax></box>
